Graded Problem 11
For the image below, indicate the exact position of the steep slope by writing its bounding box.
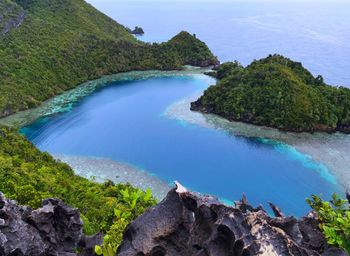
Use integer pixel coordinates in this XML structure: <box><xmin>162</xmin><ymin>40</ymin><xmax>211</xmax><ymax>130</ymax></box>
<box><xmin>191</xmin><ymin>55</ymin><xmax>350</xmax><ymax>133</ymax></box>
<box><xmin>0</xmin><ymin>127</ymin><xmax>156</xmax><ymax>235</ymax></box>
<box><xmin>0</xmin><ymin>0</ymin><xmax>218</xmax><ymax>117</ymax></box>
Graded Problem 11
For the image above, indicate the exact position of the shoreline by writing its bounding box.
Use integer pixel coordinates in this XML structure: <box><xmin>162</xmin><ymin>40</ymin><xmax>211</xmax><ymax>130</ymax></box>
<box><xmin>4</xmin><ymin>69</ymin><xmax>348</xmax><ymax>195</ymax></box>
<box><xmin>56</xmin><ymin>154</ymin><xmax>237</xmax><ymax>205</ymax></box>
<box><xmin>165</xmin><ymin>93</ymin><xmax>350</xmax><ymax>192</ymax></box>
<box><xmin>191</xmin><ymin>105</ymin><xmax>350</xmax><ymax>135</ymax></box>
<box><xmin>0</xmin><ymin>67</ymin><xmax>211</xmax><ymax>127</ymax></box>
<box><xmin>55</xmin><ymin>154</ymin><xmax>172</xmax><ymax>201</ymax></box>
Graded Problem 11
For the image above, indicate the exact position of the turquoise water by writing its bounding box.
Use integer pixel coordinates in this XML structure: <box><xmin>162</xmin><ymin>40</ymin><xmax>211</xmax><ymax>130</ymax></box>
<box><xmin>21</xmin><ymin>75</ymin><xmax>342</xmax><ymax>216</ymax></box>
<box><xmin>21</xmin><ymin>1</ymin><xmax>349</xmax><ymax>215</ymax></box>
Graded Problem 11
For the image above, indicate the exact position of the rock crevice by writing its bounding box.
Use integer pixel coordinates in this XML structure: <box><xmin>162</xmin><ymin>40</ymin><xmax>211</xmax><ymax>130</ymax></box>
<box><xmin>0</xmin><ymin>193</ymin><xmax>100</xmax><ymax>256</ymax></box>
<box><xmin>118</xmin><ymin>184</ymin><xmax>348</xmax><ymax>256</ymax></box>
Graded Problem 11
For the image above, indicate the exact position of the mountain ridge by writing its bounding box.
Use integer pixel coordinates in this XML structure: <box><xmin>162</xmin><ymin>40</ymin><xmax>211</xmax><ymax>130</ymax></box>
<box><xmin>0</xmin><ymin>0</ymin><xmax>218</xmax><ymax>118</ymax></box>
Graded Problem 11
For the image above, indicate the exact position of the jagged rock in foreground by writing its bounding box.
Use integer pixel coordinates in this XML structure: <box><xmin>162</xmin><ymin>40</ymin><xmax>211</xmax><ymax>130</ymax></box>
<box><xmin>118</xmin><ymin>183</ymin><xmax>347</xmax><ymax>256</ymax></box>
<box><xmin>0</xmin><ymin>193</ymin><xmax>101</xmax><ymax>256</ymax></box>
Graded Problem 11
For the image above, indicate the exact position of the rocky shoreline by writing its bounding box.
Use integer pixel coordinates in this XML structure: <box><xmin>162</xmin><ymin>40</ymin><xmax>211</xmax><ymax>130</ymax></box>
<box><xmin>190</xmin><ymin>101</ymin><xmax>350</xmax><ymax>134</ymax></box>
<box><xmin>192</xmin><ymin>56</ymin><xmax>350</xmax><ymax>135</ymax></box>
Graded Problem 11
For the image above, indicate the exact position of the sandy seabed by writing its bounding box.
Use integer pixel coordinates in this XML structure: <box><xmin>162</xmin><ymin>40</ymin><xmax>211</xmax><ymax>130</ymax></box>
<box><xmin>164</xmin><ymin>93</ymin><xmax>350</xmax><ymax>192</ymax></box>
<box><xmin>55</xmin><ymin>154</ymin><xmax>171</xmax><ymax>201</ymax></box>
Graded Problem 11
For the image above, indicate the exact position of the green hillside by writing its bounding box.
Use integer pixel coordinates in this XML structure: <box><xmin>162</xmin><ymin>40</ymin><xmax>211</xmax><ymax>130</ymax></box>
<box><xmin>191</xmin><ymin>55</ymin><xmax>350</xmax><ymax>133</ymax></box>
<box><xmin>0</xmin><ymin>0</ymin><xmax>218</xmax><ymax>117</ymax></box>
<box><xmin>0</xmin><ymin>126</ymin><xmax>156</xmax><ymax>236</ymax></box>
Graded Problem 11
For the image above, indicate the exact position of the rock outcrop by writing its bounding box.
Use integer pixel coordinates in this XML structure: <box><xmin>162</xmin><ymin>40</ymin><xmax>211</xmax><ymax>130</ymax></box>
<box><xmin>127</xmin><ymin>26</ymin><xmax>145</xmax><ymax>35</ymax></box>
<box><xmin>1</xmin><ymin>185</ymin><xmax>348</xmax><ymax>256</ymax></box>
<box><xmin>0</xmin><ymin>1</ymin><xmax>25</xmax><ymax>36</ymax></box>
<box><xmin>0</xmin><ymin>193</ymin><xmax>101</xmax><ymax>256</ymax></box>
<box><xmin>118</xmin><ymin>182</ymin><xmax>348</xmax><ymax>256</ymax></box>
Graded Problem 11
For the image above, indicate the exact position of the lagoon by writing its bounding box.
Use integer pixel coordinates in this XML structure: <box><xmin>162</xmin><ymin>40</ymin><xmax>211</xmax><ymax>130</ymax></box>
<box><xmin>20</xmin><ymin>72</ymin><xmax>342</xmax><ymax>216</ymax></box>
<box><xmin>17</xmin><ymin>0</ymin><xmax>350</xmax><ymax>216</ymax></box>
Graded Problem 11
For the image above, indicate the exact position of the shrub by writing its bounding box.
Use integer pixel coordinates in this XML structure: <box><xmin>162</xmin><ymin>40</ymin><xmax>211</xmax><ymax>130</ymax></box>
<box><xmin>95</xmin><ymin>188</ymin><xmax>156</xmax><ymax>255</ymax></box>
<box><xmin>307</xmin><ymin>193</ymin><xmax>350</xmax><ymax>253</ymax></box>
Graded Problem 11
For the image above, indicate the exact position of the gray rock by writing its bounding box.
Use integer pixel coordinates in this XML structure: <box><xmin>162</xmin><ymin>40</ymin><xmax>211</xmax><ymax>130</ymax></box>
<box><xmin>117</xmin><ymin>183</ymin><xmax>348</xmax><ymax>256</ymax></box>
<box><xmin>78</xmin><ymin>233</ymin><xmax>104</xmax><ymax>256</ymax></box>
<box><xmin>28</xmin><ymin>198</ymin><xmax>83</xmax><ymax>254</ymax></box>
<box><xmin>0</xmin><ymin>2</ymin><xmax>26</xmax><ymax>36</ymax></box>
<box><xmin>0</xmin><ymin>193</ymin><xmax>87</xmax><ymax>256</ymax></box>
<box><xmin>323</xmin><ymin>248</ymin><xmax>349</xmax><ymax>256</ymax></box>
<box><xmin>0</xmin><ymin>193</ymin><xmax>46</xmax><ymax>255</ymax></box>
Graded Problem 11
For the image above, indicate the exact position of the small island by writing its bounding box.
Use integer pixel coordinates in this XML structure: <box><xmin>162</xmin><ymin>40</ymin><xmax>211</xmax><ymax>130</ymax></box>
<box><xmin>191</xmin><ymin>55</ymin><xmax>350</xmax><ymax>133</ymax></box>
<box><xmin>126</xmin><ymin>26</ymin><xmax>145</xmax><ymax>35</ymax></box>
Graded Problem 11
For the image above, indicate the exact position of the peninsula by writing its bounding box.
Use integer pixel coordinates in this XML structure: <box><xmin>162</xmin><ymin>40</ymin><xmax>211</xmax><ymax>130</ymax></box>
<box><xmin>0</xmin><ymin>0</ymin><xmax>218</xmax><ymax>117</ymax></box>
<box><xmin>192</xmin><ymin>55</ymin><xmax>350</xmax><ymax>133</ymax></box>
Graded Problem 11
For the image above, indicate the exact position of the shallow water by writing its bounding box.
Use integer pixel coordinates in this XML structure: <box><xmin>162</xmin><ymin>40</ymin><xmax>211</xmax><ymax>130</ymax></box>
<box><xmin>16</xmin><ymin>1</ymin><xmax>350</xmax><ymax>216</ymax></box>
<box><xmin>166</xmin><ymin>94</ymin><xmax>350</xmax><ymax>190</ymax></box>
<box><xmin>21</xmin><ymin>74</ymin><xmax>343</xmax><ymax>216</ymax></box>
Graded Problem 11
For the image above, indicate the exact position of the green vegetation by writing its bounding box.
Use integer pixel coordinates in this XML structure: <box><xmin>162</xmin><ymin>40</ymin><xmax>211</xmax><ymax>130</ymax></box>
<box><xmin>95</xmin><ymin>188</ymin><xmax>154</xmax><ymax>255</ymax></box>
<box><xmin>167</xmin><ymin>31</ymin><xmax>219</xmax><ymax>67</ymax></box>
<box><xmin>307</xmin><ymin>193</ymin><xmax>350</xmax><ymax>253</ymax></box>
<box><xmin>0</xmin><ymin>0</ymin><xmax>217</xmax><ymax>117</ymax></box>
<box><xmin>0</xmin><ymin>0</ymin><xmax>24</xmax><ymax>35</ymax></box>
<box><xmin>192</xmin><ymin>55</ymin><xmax>350</xmax><ymax>133</ymax></box>
<box><xmin>0</xmin><ymin>127</ymin><xmax>156</xmax><ymax>236</ymax></box>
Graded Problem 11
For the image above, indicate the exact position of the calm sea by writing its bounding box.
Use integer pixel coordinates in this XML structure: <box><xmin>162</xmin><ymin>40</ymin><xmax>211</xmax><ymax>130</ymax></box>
<box><xmin>89</xmin><ymin>0</ymin><xmax>350</xmax><ymax>86</ymax></box>
<box><xmin>22</xmin><ymin>1</ymin><xmax>349</xmax><ymax>216</ymax></box>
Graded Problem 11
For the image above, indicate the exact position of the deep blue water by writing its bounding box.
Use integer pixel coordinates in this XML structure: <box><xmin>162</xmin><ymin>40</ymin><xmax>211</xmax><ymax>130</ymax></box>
<box><xmin>88</xmin><ymin>1</ymin><xmax>350</xmax><ymax>87</ymax></box>
<box><xmin>22</xmin><ymin>75</ymin><xmax>341</xmax><ymax>216</ymax></box>
<box><xmin>22</xmin><ymin>1</ymin><xmax>348</xmax><ymax>216</ymax></box>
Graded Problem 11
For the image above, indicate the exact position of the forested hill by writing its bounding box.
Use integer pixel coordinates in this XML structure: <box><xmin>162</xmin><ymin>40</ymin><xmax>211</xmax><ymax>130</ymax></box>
<box><xmin>0</xmin><ymin>0</ymin><xmax>218</xmax><ymax>117</ymax></box>
<box><xmin>191</xmin><ymin>55</ymin><xmax>350</xmax><ymax>133</ymax></box>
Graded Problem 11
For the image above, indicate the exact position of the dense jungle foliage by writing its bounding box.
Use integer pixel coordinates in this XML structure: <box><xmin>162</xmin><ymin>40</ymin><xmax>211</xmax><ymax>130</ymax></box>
<box><xmin>192</xmin><ymin>55</ymin><xmax>350</xmax><ymax>133</ymax></box>
<box><xmin>0</xmin><ymin>127</ymin><xmax>157</xmax><ymax>236</ymax></box>
<box><xmin>0</xmin><ymin>0</ymin><xmax>217</xmax><ymax>117</ymax></box>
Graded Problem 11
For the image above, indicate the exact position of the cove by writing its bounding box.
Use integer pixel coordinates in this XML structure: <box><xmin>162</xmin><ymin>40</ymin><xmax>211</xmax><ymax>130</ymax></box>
<box><xmin>20</xmin><ymin>73</ymin><xmax>342</xmax><ymax>216</ymax></box>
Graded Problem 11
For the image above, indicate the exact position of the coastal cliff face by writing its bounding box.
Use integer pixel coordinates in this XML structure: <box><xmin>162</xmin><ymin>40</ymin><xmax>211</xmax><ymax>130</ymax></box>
<box><xmin>117</xmin><ymin>184</ymin><xmax>347</xmax><ymax>256</ymax></box>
